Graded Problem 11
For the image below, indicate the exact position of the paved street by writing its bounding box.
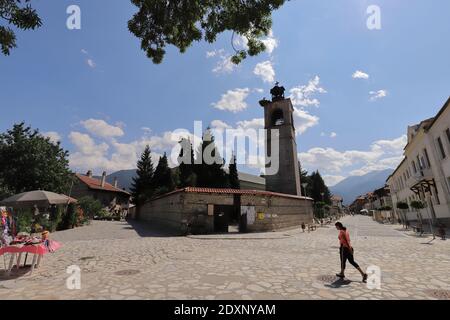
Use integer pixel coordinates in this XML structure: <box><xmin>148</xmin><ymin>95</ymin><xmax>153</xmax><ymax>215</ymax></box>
<box><xmin>1</xmin><ymin>215</ymin><xmax>449</xmax><ymax>300</ymax></box>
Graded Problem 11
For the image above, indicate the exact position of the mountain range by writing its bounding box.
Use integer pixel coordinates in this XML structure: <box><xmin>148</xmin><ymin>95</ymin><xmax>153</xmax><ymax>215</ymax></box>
<box><xmin>106</xmin><ymin>168</ymin><xmax>393</xmax><ymax>206</ymax></box>
<box><xmin>106</xmin><ymin>169</ymin><xmax>137</xmax><ymax>191</ymax></box>
<box><xmin>329</xmin><ymin>169</ymin><xmax>393</xmax><ymax>205</ymax></box>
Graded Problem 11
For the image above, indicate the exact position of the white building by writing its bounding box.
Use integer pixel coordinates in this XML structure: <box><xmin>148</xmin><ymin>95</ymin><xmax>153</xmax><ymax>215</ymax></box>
<box><xmin>387</xmin><ymin>97</ymin><xmax>450</xmax><ymax>226</ymax></box>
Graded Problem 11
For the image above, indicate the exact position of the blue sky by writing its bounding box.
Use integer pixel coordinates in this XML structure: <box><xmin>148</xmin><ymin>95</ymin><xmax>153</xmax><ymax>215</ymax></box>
<box><xmin>1</xmin><ymin>0</ymin><xmax>450</xmax><ymax>186</ymax></box>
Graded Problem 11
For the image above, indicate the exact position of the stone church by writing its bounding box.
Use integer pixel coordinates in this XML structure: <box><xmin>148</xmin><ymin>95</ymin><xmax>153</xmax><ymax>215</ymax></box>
<box><xmin>140</xmin><ymin>84</ymin><xmax>313</xmax><ymax>234</ymax></box>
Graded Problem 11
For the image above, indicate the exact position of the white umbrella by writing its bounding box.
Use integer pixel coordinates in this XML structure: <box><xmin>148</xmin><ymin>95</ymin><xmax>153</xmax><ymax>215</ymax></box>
<box><xmin>0</xmin><ymin>190</ymin><xmax>77</xmax><ymax>208</ymax></box>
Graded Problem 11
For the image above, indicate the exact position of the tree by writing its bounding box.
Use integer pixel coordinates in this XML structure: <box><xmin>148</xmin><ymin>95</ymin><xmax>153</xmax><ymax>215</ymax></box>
<box><xmin>194</xmin><ymin>128</ymin><xmax>228</xmax><ymax>188</ymax></box>
<box><xmin>177</xmin><ymin>138</ymin><xmax>196</xmax><ymax>188</ymax></box>
<box><xmin>299</xmin><ymin>161</ymin><xmax>312</xmax><ymax>196</ymax></box>
<box><xmin>228</xmin><ymin>154</ymin><xmax>240</xmax><ymax>189</ymax></box>
<box><xmin>128</xmin><ymin>0</ymin><xmax>287</xmax><ymax>64</ymax></box>
<box><xmin>0</xmin><ymin>0</ymin><xmax>42</xmax><ymax>55</ymax></box>
<box><xmin>153</xmin><ymin>153</ymin><xmax>175</xmax><ymax>195</ymax></box>
<box><xmin>308</xmin><ymin>170</ymin><xmax>331</xmax><ymax>204</ymax></box>
<box><xmin>130</xmin><ymin>145</ymin><xmax>155</xmax><ymax>206</ymax></box>
<box><xmin>0</xmin><ymin>123</ymin><xmax>72</xmax><ymax>195</ymax></box>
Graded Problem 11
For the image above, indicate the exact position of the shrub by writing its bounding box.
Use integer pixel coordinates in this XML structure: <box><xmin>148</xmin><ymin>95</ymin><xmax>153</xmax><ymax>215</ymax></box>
<box><xmin>411</xmin><ymin>200</ymin><xmax>425</xmax><ymax>210</ymax></box>
<box><xmin>59</xmin><ymin>203</ymin><xmax>77</xmax><ymax>230</ymax></box>
<box><xmin>16</xmin><ymin>209</ymin><xmax>33</xmax><ymax>233</ymax></box>
<box><xmin>78</xmin><ymin>196</ymin><xmax>103</xmax><ymax>220</ymax></box>
<box><xmin>397</xmin><ymin>202</ymin><xmax>409</xmax><ymax>210</ymax></box>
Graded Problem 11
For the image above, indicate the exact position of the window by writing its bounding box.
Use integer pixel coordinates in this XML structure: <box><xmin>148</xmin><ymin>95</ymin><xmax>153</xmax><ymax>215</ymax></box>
<box><xmin>446</xmin><ymin>128</ymin><xmax>450</xmax><ymax>144</ymax></box>
<box><xmin>271</xmin><ymin>109</ymin><xmax>284</xmax><ymax>126</ymax></box>
<box><xmin>437</xmin><ymin>137</ymin><xmax>446</xmax><ymax>159</ymax></box>
<box><xmin>416</xmin><ymin>155</ymin><xmax>422</xmax><ymax>170</ymax></box>
<box><xmin>412</xmin><ymin>161</ymin><xmax>417</xmax><ymax>173</ymax></box>
<box><xmin>423</xmin><ymin>148</ymin><xmax>431</xmax><ymax>168</ymax></box>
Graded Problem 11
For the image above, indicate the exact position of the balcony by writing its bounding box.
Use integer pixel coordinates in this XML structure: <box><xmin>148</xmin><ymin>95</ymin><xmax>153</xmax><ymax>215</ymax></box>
<box><xmin>408</xmin><ymin>168</ymin><xmax>435</xmax><ymax>193</ymax></box>
<box><xmin>407</xmin><ymin>168</ymin><xmax>432</xmax><ymax>187</ymax></box>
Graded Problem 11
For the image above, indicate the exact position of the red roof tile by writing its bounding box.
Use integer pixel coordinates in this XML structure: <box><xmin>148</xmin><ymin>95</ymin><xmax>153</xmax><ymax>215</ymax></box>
<box><xmin>75</xmin><ymin>174</ymin><xmax>131</xmax><ymax>195</ymax></box>
<box><xmin>152</xmin><ymin>187</ymin><xmax>312</xmax><ymax>201</ymax></box>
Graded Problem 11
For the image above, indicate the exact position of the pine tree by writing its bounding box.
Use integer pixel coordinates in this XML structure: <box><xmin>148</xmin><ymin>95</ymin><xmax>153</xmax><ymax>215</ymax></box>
<box><xmin>194</xmin><ymin>129</ymin><xmax>228</xmax><ymax>188</ymax></box>
<box><xmin>130</xmin><ymin>145</ymin><xmax>155</xmax><ymax>207</ymax></box>
<box><xmin>299</xmin><ymin>161</ymin><xmax>311</xmax><ymax>196</ymax></box>
<box><xmin>153</xmin><ymin>153</ymin><xmax>175</xmax><ymax>195</ymax></box>
<box><xmin>228</xmin><ymin>154</ymin><xmax>240</xmax><ymax>189</ymax></box>
<box><xmin>177</xmin><ymin>138</ymin><xmax>196</xmax><ymax>188</ymax></box>
<box><xmin>309</xmin><ymin>170</ymin><xmax>332</xmax><ymax>204</ymax></box>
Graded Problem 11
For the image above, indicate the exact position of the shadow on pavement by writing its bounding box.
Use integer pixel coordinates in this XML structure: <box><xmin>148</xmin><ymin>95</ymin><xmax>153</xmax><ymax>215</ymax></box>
<box><xmin>324</xmin><ymin>278</ymin><xmax>353</xmax><ymax>289</ymax></box>
<box><xmin>124</xmin><ymin>219</ymin><xmax>183</xmax><ymax>238</ymax></box>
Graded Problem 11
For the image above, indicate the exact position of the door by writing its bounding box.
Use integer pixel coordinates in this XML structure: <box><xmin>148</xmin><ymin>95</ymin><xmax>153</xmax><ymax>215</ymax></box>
<box><xmin>214</xmin><ymin>205</ymin><xmax>231</xmax><ymax>233</ymax></box>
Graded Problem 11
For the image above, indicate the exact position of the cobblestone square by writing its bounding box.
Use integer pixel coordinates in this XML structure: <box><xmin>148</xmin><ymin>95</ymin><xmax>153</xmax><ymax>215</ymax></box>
<box><xmin>1</xmin><ymin>216</ymin><xmax>449</xmax><ymax>300</ymax></box>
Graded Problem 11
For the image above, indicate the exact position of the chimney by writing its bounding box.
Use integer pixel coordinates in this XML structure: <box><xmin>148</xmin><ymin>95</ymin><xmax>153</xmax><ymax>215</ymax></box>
<box><xmin>113</xmin><ymin>177</ymin><xmax>118</xmax><ymax>188</ymax></box>
<box><xmin>101</xmin><ymin>171</ymin><xmax>106</xmax><ymax>187</ymax></box>
<box><xmin>86</xmin><ymin>170</ymin><xmax>93</xmax><ymax>178</ymax></box>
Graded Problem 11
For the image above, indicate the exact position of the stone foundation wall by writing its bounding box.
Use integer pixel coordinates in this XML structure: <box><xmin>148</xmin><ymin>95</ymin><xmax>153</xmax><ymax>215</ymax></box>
<box><xmin>140</xmin><ymin>191</ymin><xmax>313</xmax><ymax>234</ymax></box>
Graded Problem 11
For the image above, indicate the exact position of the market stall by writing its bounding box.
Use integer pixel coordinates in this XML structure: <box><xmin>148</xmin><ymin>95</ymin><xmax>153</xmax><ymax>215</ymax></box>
<box><xmin>0</xmin><ymin>231</ymin><xmax>61</xmax><ymax>275</ymax></box>
<box><xmin>0</xmin><ymin>191</ymin><xmax>71</xmax><ymax>276</ymax></box>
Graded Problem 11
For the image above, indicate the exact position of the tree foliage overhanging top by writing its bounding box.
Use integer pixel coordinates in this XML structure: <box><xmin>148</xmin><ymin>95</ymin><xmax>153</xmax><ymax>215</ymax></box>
<box><xmin>128</xmin><ymin>0</ymin><xmax>287</xmax><ymax>64</ymax></box>
<box><xmin>0</xmin><ymin>0</ymin><xmax>42</xmax><ymax>55</ymax></box>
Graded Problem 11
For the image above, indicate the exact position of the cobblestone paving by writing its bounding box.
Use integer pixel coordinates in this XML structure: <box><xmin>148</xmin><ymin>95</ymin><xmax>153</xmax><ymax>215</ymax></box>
<box><xmin>0</xmin><ymin>216</ymin><xmax>449</xmax><ymax>300</ymax></box>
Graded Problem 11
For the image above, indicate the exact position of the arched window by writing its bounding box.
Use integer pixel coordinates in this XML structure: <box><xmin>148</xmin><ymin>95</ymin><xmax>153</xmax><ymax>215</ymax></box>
<box><xmin>271</xmin><ymin>109</ymin><xmax>284</xmax><ymax>126</ymax></box>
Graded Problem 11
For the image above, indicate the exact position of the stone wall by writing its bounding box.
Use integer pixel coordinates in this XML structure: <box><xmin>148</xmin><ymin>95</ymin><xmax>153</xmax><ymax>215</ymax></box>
<box><xmin>140</xmin><ymin>191</ymin><xmax>313</xmax><ymax>234</ymax></box>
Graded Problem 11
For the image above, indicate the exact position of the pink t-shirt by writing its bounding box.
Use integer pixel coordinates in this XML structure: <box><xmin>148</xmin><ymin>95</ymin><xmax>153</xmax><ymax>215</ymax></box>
<box><xmin>338</xmin><ymin>230</ymin><xmax>351</xmax><ymax>248</ymax></box>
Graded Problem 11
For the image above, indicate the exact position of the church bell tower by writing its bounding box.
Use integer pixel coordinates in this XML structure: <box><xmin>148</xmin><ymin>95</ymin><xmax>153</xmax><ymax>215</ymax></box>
<box><xmin>260</xmin><ymin>83</ymin><xmax>302</xmax><ymax>196</ymax></box>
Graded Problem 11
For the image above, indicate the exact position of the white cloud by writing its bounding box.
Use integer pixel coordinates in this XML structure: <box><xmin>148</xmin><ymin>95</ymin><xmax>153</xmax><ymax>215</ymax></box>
<box><xmin>233</xmin><ymin>30</ymin><xmax>278</xmax><ymax>55</ymax></box>
<box><xmin>323</xmin><ymin>175</ymin><xmax>346</xmax><ymax>187</ymax></box>
<box><xmin>207</xmin><ymin>49</ymin><xmax>237</xmax><ymax>74</ymax></box>
<box><xmin>69</xmin><ymin>132</ymin><xmax>109</xmax><ymax>157</ymax></box>
<box><xmin>261</xmin><ymin>30</ymin><xmax>278</xmax><ymax>54</ymax></box>
<box><xmin>289</xmin><ymin>76</ymin><xmax>327</xmax><ymax>107</ymax></box>
<box><xmin>212</xmin><ymin>88</ymin><xmax>250</xmax><ymax>113</ymax></box>
<box><xmin>86</xmin><ymin>59</ymin><xmax>96</xmax><ymax>68</ymax></box>
<box><xmin>369</xmin><ymin>90</ymin><xmax>388</xmax><ymax>101</ymax></box>
<box><xmin>42</xmin><ymin>131</ymin><xmax>61</xmax><ymax>144</ymax></box>
<box><xmin>141</xmin><ymin>127</ymin><xmax>152</xmax><ymax>134</ymax></box>
<box><xmin>211</xmin><ymin>120</ymin><xmax>232</xmax><ymax>131</ymax></box>
<box><xmin>253</xmin><ymin>61</ymin><xmax>275</xmax><ymax>83</ymax></box>
<box><xmin>293</xmin><ymin>108</ymin><xmax>319</xmax><ymax>135</ymax></box>
<box><xmin>81</xmin><ymin>49</ymin><xmax>88</xmax><ymax>55</ymax></box>
<box><xmin>352</xmin><ymin>70</ymin><xmax>369</xmax><ymax>80</ymax></box>
<box><xmin>299</xmin><ymin>135</ymin><xmax>407</xmax><ymax>176</ymax></box>
<box><xmin>236</xmin><ymin>118</ymin><xmax>265</xmax><ymax>130</ymax></box>
<box><xmin>81</xmin><ymin>119</ymin><xmax>124</xmax><ymax>138</ymax></box>
<box><xmin>330</xmin><ymin>132</ymin><xmax>337</xmax><ymax>138</ymax></box>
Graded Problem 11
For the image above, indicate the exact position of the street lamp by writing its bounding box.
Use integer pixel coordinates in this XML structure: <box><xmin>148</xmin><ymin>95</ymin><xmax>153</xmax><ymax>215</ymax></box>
<box><xmin>301</xmin><ymin>183</ymin><xmax>308</xmax><ymax>197</ymax></box>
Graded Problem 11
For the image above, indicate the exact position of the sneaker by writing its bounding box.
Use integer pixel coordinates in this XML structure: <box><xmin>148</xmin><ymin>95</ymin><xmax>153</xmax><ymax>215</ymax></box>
<box><xmin>362</xmin><ymin>274</ymin><xmax>368</xmax><ymax>283</ymax></box>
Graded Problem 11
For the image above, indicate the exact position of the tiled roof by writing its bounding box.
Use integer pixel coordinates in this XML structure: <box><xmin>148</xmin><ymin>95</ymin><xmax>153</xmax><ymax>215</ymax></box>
<box><xmin>152</xmin><ymin>187</ymin><xmax>312</xmax><ymax>201</ymax></box>
<box><xmin>75</xmin><ymin>174</ymin><xmax>131</xmax><ymax>195</ymax></box>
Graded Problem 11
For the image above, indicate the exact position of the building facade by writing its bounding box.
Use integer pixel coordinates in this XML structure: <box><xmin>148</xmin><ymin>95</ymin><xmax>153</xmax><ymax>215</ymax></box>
<box><xmin>140</xmin><ymin>188</ymin><xmax>313</xmax><ymax>234</ymax></box>
<box><xmin>72</xmin><ymin>171</ymin><xmax>131</xmax><ymax>209</ymax></box>
<box><xmin>387</xmin><ymin>97</ymin><xmax>450</xmax><ymax>225</ymax></box>
<box><xmin>140</xmin><ymin>84</ymin><xmax>313</xmax><ymax>233</ymax></box>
